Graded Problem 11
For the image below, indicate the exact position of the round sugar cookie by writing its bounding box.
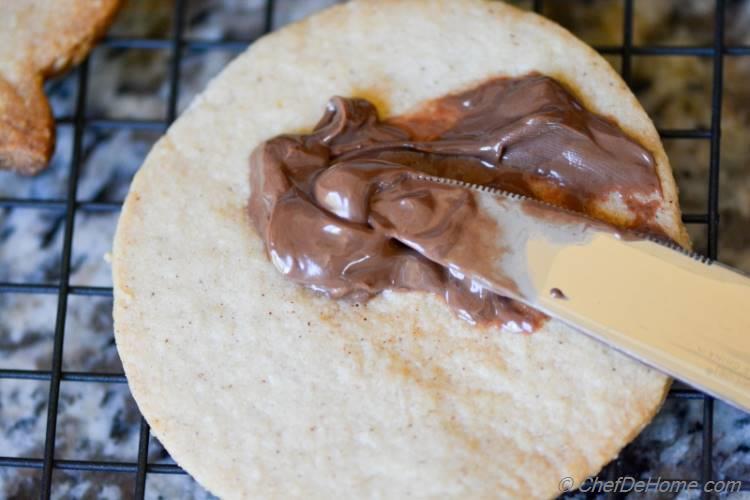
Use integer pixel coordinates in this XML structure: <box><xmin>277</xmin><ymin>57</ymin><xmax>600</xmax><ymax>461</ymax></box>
<box><xmin>113</xmin><ymin>1</ymin><xmax>689</xmax><ymax>497</ymax></box>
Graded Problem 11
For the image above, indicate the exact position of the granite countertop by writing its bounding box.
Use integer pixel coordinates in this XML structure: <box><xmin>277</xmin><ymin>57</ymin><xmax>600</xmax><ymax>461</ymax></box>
<box><xmin>1</xmin><ymin>1</ymin><xmax>749</xmax><ymax>498</ymax></box>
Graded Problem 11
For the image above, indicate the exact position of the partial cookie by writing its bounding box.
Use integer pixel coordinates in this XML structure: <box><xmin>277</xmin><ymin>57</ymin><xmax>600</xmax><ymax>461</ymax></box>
<box><xmin>0</xmin><ymin>0</ymin><xmax>122</xmax><ymax>175</ymax></box>
<box><xmin>113</xmin><ymin>1</ymin><xmax>688</xmax><ymax>498</ymax></box>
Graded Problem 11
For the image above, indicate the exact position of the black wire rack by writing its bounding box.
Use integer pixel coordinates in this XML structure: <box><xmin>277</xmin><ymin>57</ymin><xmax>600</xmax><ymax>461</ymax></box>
<box><xmin>0</xmin><ymin>0</ymin><xmax>747</xmax><ymax>498</ymax></box>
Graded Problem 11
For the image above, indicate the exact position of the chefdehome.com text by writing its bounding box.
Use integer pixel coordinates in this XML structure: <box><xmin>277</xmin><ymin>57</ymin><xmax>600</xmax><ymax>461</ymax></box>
<box><xmin>558</xmin><ymin>476</ymin><xmax>742</xmax><ymax>494</ymax></box>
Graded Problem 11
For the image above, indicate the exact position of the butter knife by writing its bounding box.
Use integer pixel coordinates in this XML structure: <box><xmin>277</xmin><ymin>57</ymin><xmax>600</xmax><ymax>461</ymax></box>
<box><xmin>408</xmin><ymin>175</ymin><xmax>750</xmax><ymax>413</ymax></box>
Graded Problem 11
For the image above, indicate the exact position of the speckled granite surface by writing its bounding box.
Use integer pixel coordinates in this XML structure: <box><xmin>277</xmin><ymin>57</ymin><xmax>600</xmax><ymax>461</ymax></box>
<box><xmin>0</xmin><ymin>1</ymin><xmax>749</xmax><ymax>499</ymax></box>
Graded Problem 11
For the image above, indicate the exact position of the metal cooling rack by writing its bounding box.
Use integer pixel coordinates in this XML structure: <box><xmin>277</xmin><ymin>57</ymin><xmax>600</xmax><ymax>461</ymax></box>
<box><xmin>0</xmin><ymin>0</ymin><xmax>747</xmax><ymax>498</ymax></box>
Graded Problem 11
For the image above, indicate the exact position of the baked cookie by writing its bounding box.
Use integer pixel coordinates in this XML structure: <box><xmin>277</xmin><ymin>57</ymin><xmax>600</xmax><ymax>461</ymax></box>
<box><xmin>0</xmin><ymin>0</ymin><xmax>122</xmax><ymax>175</ymax></box>
<box><xmin>113</xmin><ymin>1</ymin><xmax>689</xmax><ymax>498</ymax></box>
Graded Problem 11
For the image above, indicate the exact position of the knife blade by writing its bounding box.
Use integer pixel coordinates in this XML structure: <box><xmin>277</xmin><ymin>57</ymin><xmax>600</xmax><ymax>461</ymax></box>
<box><xmin>410</xmin><ymin>175</ymin><xmax>750</xmax><ymax>412</ymax></box>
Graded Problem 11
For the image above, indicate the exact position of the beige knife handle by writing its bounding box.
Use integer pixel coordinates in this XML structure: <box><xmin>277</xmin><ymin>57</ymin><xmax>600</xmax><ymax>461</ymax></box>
<box><xmin>527</xmin><ymin>233</ymin><xmax>750</xmax><ymax>412</ymax></box>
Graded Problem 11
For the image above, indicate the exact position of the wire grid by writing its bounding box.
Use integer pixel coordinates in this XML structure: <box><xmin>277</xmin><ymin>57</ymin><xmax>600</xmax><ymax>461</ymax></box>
<box><xmin>0</xmin><ymin>0</ymin><xmax>746</xmax><ymax>498</ymax></box>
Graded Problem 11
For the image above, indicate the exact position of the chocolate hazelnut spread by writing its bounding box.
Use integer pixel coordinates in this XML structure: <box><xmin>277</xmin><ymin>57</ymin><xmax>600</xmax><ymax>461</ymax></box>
<box><xmin>248</xmin><ymin>74</ymin><xmax>661</xmax><ymax>332</ymax></box>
